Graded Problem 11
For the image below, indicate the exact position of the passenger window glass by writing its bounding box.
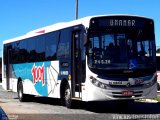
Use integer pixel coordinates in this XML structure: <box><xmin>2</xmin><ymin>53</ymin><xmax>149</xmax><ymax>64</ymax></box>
<box><xmin>57</xmin><ymin>29</ymin><xmax>70</xmax><ymax>59</ymax></box>
<box><xmin>27</xmin><ymin>38</ymin><xmax>36</xmax><ymax>62</ymax></box>
<box><xmin>35</xmin><ymin>35</ymin><xmax>45</xmax><ymax>61</ymax></box>
<box><xmin>19</xmin><ymin>40</ymin><xmax>27</xmax><ymax>63</ymax></box>
<box><xmin>45</xmin><ymin>32</ymin><xmax>59</xmax><ymax>60</ymax></box>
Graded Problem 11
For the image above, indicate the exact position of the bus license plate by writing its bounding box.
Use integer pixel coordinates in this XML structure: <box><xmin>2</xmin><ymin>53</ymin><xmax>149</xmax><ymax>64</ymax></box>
<box><xmin>122</xmin><ymin>91</ymin><xmax>133</xmax><ymax>96</ymax></box>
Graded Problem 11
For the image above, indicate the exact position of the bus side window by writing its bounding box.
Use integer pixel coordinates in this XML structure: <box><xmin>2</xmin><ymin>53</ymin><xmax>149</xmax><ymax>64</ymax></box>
<box><xmin>57</xmin><ymin>29</ymin><xmax>70</xmax><ymax>59</ymax></box>
<box><xmin>35</xmin><ymin>35</ymin><xmax>45</xmax><ymax>62</ymax></box>
<box><xmin>45</xmin><ymin>32</ymin><xmax>59</xmax><ymax>61</ymax></box>
<box><xmin>27</xmin><ymin>38</ymin><xmax>36</xmax><ymax>62</ymax></box>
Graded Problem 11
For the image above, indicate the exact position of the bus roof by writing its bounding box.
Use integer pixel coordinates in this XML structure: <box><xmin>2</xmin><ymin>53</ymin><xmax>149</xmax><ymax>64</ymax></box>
<box><xmin>3</xmin><ymin>16</ymin><xmax>92</xmax><ymax>44</ymax></box>
<box><xmin>3</xmin><ymin>14</ymin><xmax>153</xmax><ymax>44</ymax></box>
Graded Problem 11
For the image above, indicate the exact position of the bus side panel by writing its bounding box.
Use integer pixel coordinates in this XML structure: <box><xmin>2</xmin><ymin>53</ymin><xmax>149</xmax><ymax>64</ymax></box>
<box><xmin>2</xmin><ymin>64</ymin><xmax>18</xmax><ymax>92</ymax></box>
<box><xmin>2</xmin><ymin>64</ymin><xmax>7</xmax><ymax>90</ymax></box>
<box><xmin>12</xmin><ymin>61</ymin><xmax>60</xmax><ymax>98</ymax></box>
<box><xmin>47</xmin><ymin>61</ymin><xmax>60</xmax><ymax>98</ymax></box>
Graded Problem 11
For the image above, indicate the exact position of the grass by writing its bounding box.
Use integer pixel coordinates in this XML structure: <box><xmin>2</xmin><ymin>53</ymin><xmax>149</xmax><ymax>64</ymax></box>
<box><xmin>153</xmin><ymin>96</ymin><xmax>160</xmax><ymax>102</ymax></box>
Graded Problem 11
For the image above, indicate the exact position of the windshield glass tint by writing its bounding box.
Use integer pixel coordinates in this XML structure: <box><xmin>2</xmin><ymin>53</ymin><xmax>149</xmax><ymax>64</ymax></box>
<box><xmin>88</xmin><ymin>29</ymin><xmax>155</xmax><ymax>70</ymax></box>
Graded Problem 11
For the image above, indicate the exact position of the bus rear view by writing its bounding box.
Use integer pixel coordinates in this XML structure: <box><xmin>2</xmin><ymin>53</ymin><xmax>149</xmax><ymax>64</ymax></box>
<box><xmin>86</xmin><ymin>15</ymin><xmax>157</xmax><ymax>101</ymax></box>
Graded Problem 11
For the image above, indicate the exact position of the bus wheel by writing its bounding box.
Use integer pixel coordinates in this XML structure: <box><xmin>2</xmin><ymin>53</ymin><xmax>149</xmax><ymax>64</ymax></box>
<box><xmin>17</xmin><ymin>81</ymin><xmax>26</xmax><ymax>102</ymax></box>
<box><xmin>64</xmin><ymin>83</ymin><xmax>73</xmax><ymax>109</ymax></box>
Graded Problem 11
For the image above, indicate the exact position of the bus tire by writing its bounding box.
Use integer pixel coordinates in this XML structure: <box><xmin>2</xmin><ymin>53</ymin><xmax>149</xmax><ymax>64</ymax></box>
<box><xmin>17</xmin><ymin>80</ymin><xmax>27</xmax><ymax>102</ymax></box>
<box><xmin>63</xmin><ymin>83</ymin><xmax>73</xmax><ymax>109</ymax></box>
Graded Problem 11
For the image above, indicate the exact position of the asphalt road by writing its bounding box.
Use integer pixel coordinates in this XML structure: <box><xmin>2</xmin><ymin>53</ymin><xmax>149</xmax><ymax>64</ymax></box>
<box><xmin>0</xmin><ymin>85</ymin><xmax>160</xmax><ymax>120</ymax></box>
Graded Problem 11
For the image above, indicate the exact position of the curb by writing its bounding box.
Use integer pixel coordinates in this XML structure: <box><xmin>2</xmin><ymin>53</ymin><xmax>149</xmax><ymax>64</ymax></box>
<box><xmin>136</xmin><ymin>99</ymin><xmax>158</xmax><ymax>103</ymax></box>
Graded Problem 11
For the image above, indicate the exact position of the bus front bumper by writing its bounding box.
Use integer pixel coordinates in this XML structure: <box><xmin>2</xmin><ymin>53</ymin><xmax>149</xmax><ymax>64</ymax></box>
<box><xmin>85</xmin><ymin>82</ymin><xmax>157</xmax><ymax>102</ymax></box>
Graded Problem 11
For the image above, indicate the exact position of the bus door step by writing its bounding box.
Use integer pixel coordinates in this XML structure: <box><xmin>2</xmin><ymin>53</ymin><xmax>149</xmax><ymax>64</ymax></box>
<box><xmin>71</xmin><ymin>97</ymin><xmax>82</xmax><ymax>101</ymax></box>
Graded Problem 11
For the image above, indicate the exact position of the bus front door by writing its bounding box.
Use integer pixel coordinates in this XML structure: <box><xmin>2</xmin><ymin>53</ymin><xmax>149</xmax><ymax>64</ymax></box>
<box><xmin>71</xmin><ymin>31</ymin><xmax>82</xmax><ymax>100</ymax></box>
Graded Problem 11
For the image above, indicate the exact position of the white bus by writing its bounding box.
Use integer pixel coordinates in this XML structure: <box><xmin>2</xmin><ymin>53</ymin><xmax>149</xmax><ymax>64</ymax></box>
<box><xmin>2</xmin><ymin>15</ymin><xmax>157</xmax><ymax>108</ymax></box>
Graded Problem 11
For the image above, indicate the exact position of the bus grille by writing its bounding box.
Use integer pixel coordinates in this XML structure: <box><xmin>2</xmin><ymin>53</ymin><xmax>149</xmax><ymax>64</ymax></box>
<box><xmin>109</xmin><ymin>84</ymin><xmax>144</xmax><ymax>88</ymax></box>
<box><xmin>112</xmin><ymin>91</ymin><xmax>143</xmax><ymax>98</ymax></box>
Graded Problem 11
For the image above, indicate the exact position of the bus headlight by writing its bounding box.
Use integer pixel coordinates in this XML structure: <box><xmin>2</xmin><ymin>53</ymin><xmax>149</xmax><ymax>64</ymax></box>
<box><xmin>89</xmin><ymin>76</ymin><xmax>109</xmax><ymax>89</ymax></box>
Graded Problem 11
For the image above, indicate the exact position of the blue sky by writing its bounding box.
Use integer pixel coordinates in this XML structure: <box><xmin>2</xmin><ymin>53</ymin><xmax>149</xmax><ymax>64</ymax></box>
<box><xmin>0</xmin><ymin>0</ymin><xmax>160</xmax><ymax>56</ymax></box>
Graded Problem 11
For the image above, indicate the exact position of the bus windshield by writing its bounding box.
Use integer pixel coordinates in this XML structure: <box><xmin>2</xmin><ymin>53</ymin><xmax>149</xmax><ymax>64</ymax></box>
<box><xmin>87</xmin><ymin>28</ymin><xmax>156</xmax><ymax>71</ymax></box>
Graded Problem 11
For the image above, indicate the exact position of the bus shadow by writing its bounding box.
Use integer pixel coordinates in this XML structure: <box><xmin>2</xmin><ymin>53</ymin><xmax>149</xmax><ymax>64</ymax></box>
<box><xmin>82</xmin><ymin>101</ymin><xmax>160</xmax><ymax>114</ymax></box>
<box><xmin>23</xmin><ymin>96</ymin><xmax>61</xmax><ymax>106</ymax></box>
<box><xmin>14</xmin><ymin>96</ymin><xmax>160</xmax><ymax>114</ymax></box>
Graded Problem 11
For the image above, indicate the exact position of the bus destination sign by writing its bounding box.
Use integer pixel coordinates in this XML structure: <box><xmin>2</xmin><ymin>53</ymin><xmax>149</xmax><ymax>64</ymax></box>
<box><xmin>90</xmin><ymin>17</ymin><xmax>147</xmax><ymax>29</ymax></box>
<box><xmin>109</xmin><ymin>19</ymin><xmax>136</xmax><ymax>27</ymax></box>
